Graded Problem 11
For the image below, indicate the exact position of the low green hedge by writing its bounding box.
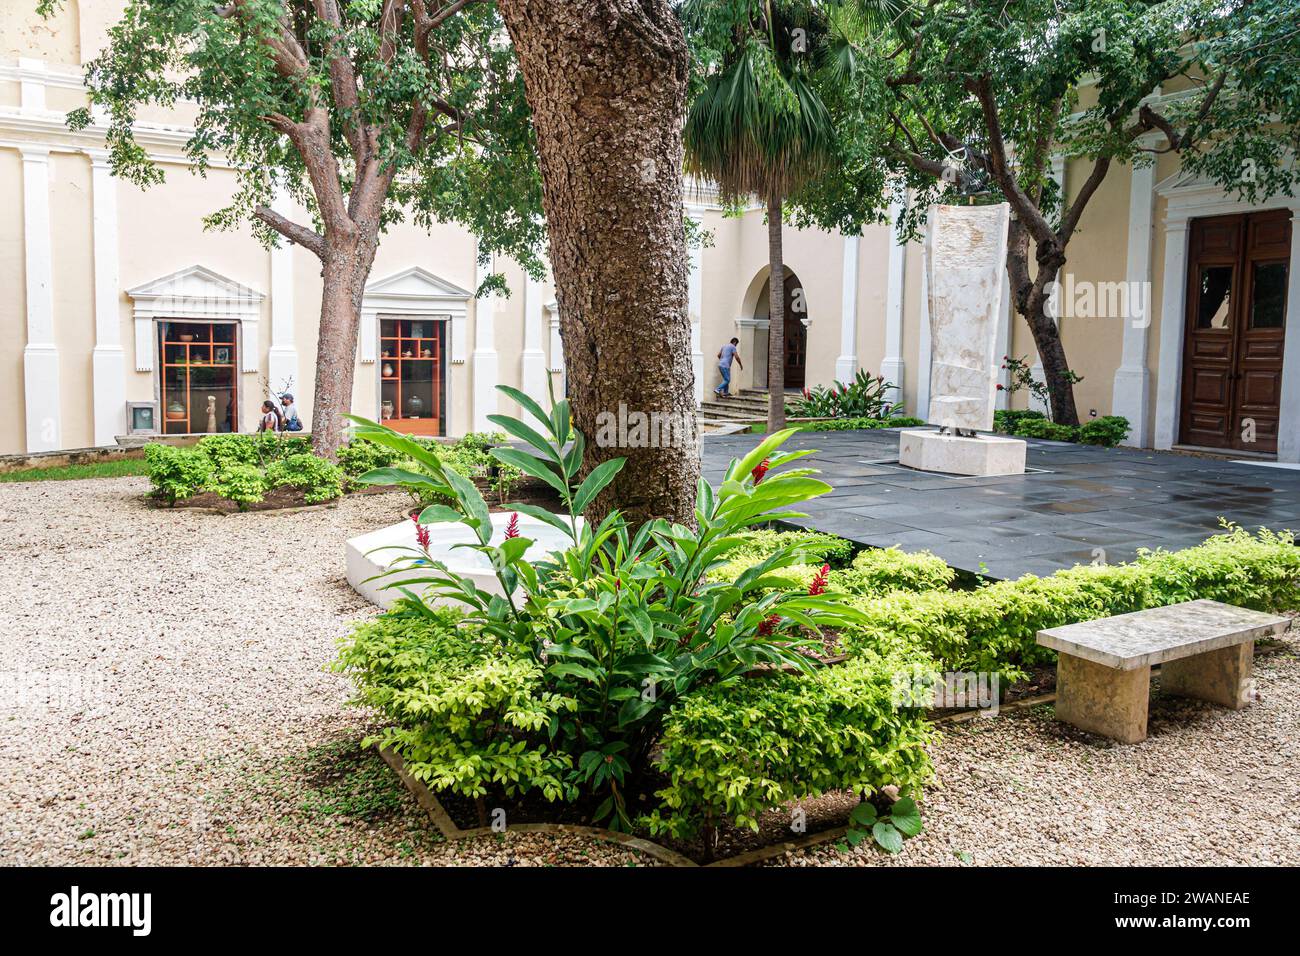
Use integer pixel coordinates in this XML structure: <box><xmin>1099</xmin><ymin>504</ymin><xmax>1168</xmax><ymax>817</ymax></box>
<box><xmin>841</xmin><ymin>527</ymin><xmax>1300</xmax><ymax>679</ymax></box>
<box><xmin>794</xmin><ymin>415</ymin><xmax>926</xmax><ymax>432</ymax></box>
<box><xmin>834</xmin><ymin>546</ymin><xmax>955</xmax><ymax>599</ymax></box>
<box><xmin>992</xmin><ymin>409</ymin><xmax>1132</xmax><ymax>447</ymax></box>
<box><xmin>647</xmin><ymin>648</ymin><xmax>936</xmax><ymax>837</ymax></box>
<box><xmin>336</xmin><ymin>608</ymin><xmax>575</xmax><ymax>802</ymax></box>
<box><xmin>144</xmin><ymin>430</ymin><xmax>512</xmax><ymax>509</ymax></box>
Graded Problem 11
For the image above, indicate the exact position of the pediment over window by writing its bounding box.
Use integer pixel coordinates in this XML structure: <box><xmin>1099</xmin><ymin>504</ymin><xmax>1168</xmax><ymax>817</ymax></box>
<box><xmin>127</xmin><ymin>266</ymin><xmax>264</xmax><ymax>372</ymax></box>
<box><xmin>365</xmin><ymin>267</ymin><xmax>472</xmax><ymax>303</ymax></box>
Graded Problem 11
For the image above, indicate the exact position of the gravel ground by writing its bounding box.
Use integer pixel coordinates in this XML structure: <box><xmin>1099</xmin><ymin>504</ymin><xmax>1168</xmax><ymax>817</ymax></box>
<box><xmin>1</xmin><ymin>476</ymin><xmax>1296</xmax><ymax>867</ymax></box>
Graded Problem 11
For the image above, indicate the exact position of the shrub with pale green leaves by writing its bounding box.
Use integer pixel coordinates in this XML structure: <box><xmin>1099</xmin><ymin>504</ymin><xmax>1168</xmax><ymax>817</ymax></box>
<box><xmin>648</xmin><ymin>649</ymin><xmax>936</xmax><ymax>839</ymax></box>
<box><xmin>834</xmin><ymin>546</ymin><xmax>955</xmax><ymax>598</ymax></box>
<box><xmin>841</xmin><ymin>526</ymin><xmax>1300</xmax><ymax>680</ymax></box>
<box><xmin>264</xmin><ymin>453</ymin><xmax>344</xmax><ymax>503</ymax></box>
<box><xmin>144</xmin><ymin>444</ymin><xmax>213</xmax><ymax>505</ymax></box>
<box><xmin>206</xmin><ymin>462</ymin><xmax>266</xmax><ymax>509</ymax></box>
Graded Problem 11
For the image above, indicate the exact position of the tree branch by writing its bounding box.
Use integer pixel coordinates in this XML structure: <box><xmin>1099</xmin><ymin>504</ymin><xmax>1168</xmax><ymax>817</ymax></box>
<box><xmin>254</xmin><ymin>205</ymin><xmax>326</xmax><ymax>258</ymax></box>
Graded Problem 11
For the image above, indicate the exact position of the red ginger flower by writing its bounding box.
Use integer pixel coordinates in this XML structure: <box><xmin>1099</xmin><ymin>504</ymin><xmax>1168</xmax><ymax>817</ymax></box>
<box><xmin>751</xmin><ymin>458</ymin><xmax>771</xmax><ymax>484</ymax></box>
<box><xmin>504</xmin><ymin>512</ymin><xmax>520</xmax><ymax>539</ymax></box>
<box><xmin>411</xmin><ymin>514</ymin><xmax>431</xmax><ymax>551</ymax></box>
<box><xmin>757</xmin><ymin>614</ymin><xmax>781</xmax><ymax>637</ymax></box>
<box><xmin>809</xmin><ymin>564</ymin><xmax>830</xmax><ymax>596</ymax></box>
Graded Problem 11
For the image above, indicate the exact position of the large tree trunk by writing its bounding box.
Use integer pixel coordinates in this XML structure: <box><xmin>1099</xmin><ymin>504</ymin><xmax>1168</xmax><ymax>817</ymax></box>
<box><xmin>311</xmin><ymin>239</ymin><xmax>375</xmax><ymax>458</ymax></box>
<box><xmin>497</xmin><ymin>0</ymin><xmax>698</xmax><ymax>526</ymax></box>
<box><xmin>1005</xmin><ymin>223</ymin><xmax>1081</xmax><ymax>426</ymax></box>
<box><xmin>766</xmin><ymin>193</ymin><xmax>788</xmax><ymax>432</ymax></box>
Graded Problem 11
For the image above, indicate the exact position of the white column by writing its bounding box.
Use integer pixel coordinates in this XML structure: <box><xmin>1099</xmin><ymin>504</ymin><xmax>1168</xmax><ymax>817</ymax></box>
<box><xmin>1111</xmin><ymin>158</ymin><xmax>1157</xmax><ymax>446</ymax></box>
<box><xmin>88</xmin><ymin>149</ymin><xmax>126</xmax><ymax>446</ymax></box>
<box><xmin>547</xmin><ymin>304</ymin><xmax>566</xmax><ymax>400</ymax></box>
<box><xmin>1153</xmin><ymin>218</ymin><xmax>1191</xmax><ymax>450</ymax></box>
<box><xmin>471</xmin><ymin>243</ymin><xmax>499</xmax><ymax>431</ymax></box>
<box><xmin>267</xmin><ymin>187</ymin><xmax>299</xmax><ymax>398</ymax></box>
<box><xmin>687</xmin><ymin>210</ymin><xmax>705</xmax><ymax>405</ymax></box>
<box><xmin>19</xmin><ymin>58</ymin><xmax>47</xmax><ymax>112</ymax></box>
<box><xmin>835</xmin><ymin>234</ymin><xmax>860</xmax><ymax>382</ymax></box>
<box><xmin>520</xmin><ymin>270</ymin><xmax>547</xmax><ymax>403</ymax></box>
<box><xmin>880</xmin><ymin>198</ymin><xmax>908</xmax><ymax>407</ymax></box>
<box><xmin>1276</xmin><ymin>208</ymin><xmax>1300</xmax><ymax>462</ymax></box>
<box><xmin>21</xmin><ymin>146</ymin><xmax>61</xmax><ymax>453</ymax></box>
<box><xmin>917</xmin><ymin>240</ymin><xmax>932</xmax><ymax>421</ymax></box>
<box><xmin>994</xmin><ymin>269</ymin><xmax>1012</xmax><ymax>409</ymax></box>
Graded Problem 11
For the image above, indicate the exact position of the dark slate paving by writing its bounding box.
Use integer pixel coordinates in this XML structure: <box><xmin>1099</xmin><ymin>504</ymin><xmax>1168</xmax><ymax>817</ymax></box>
<box><xmin>702</xmin><ymin>427</ymin><xmax>1300</xmax><ymax>580</ymax></box>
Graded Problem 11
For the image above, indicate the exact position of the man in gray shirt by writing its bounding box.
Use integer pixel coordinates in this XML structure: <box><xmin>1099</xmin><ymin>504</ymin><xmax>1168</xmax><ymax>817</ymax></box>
<box><xmin>715</xmin><ymin>337</ymin><xmax>743</xmax><ymax>398</ymax></box>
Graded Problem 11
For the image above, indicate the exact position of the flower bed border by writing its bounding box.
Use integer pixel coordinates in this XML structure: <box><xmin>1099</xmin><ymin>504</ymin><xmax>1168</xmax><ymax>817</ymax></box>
<box><xmin>378</xmin><ymin>746</ymin><xmax>854</xmax><ymax>867</ymax></box>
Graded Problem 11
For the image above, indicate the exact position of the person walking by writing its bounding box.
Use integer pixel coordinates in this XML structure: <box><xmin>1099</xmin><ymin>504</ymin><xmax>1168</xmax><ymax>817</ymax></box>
<box><xmin>715</xmin><ymin>337</ymin><xmax>743</xmax><ymax>398</ymax></box>
<box><xmin>279</xmin><ymin>393</ymin><xmax>302</xmax><ymax>432</ymax></box>
<box><xmin>258</xmin><ymin>400</ymin><xmax>283</xmax><ymax>433</ymax></box>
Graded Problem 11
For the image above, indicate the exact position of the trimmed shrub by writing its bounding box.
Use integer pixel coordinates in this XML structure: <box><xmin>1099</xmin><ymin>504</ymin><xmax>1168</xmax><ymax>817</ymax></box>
<box><xmin>144</xmin><ymin>444</ymin><xmax>213</xmax><ymax>505</ymax></box>
<box><xmin>992</xmin><ymin>408</ymin><xmax>1045</xmax><ymax>433</ymax></box>
<box><xmin>796</xmin><ymin>416</ymin><xmax>926</xmax><ymax>432</ymax></box>
<box><xmin>834</xmin><ymin>546</ymin><xmax>955</xmax><ymax>599</ymax></box>
<box><xmin>335</xmin><ymin>608</ymin><xmax>575</xmax><ymax>801</ymax></box>
<box><xmin>649</xmin><ymin>649</ymin><xmax>936</xmax><ymax>837</ymax></box>
<box><xmin>841</xmin><ymin>527</ymin><xmax>1300</xmax><ymax>680</ymax></box>
<box><xmin>706</xmin><ymin>529</ymin><xmax>855</xmax><ymax>587</ymax></box>
<box><xmin>206</xmin><ymin>463</ymin><xmax>266</xmax><ymax>509</ymax></box>
<box><xmin>1079</xmin><ymin>415</ymin><xmax>1131</xmax><ymax>447</ymax></box>
<box><xmin>1008</xmin><ymin>418</ymin><xmax>1081</xmax><ymax>442</ymax></box>
<box><xmin>195</xmin><ymin>434</ymin><xmax>260</xmax><ymax>470</ymax></box>
<box><xmin>264</xmin><ymin>453</ymin><xmax>344</xmax><ymax>503</ymax></box>
<box><xmin>336</xmin><ymin>439</ymin><xmax>402</xmax><ymax>481</ymax></box>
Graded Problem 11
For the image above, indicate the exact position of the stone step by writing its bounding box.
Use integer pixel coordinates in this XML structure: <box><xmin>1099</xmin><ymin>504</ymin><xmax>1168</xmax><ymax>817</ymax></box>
<box><xmin>699</xmin><ymin>401</ymin><xmax>764</xmax><ymax>421</ymax></box>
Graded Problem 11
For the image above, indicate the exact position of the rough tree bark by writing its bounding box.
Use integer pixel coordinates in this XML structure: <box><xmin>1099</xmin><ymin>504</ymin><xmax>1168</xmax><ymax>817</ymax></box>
<box><xmin>766</xmin><ymin>193</ymin><xmax>787</xmax><ymax>431</ymax></box>
<box><xmin>497</xmin><ymin>0</ymin><xmax>699</xmax><ymax>526</ymax></box>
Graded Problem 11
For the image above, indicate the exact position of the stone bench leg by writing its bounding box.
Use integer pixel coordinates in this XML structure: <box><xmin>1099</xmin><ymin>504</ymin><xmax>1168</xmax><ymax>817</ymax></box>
<box><xmin>1160</xmin><ymin>641</ymin><xmax>1253</xmax><ymax>710</ymax></box>
<box><xmin>1055</xmin><ymin>653</ymin><xmax>1150</xmax><ymax>743</ymax></box>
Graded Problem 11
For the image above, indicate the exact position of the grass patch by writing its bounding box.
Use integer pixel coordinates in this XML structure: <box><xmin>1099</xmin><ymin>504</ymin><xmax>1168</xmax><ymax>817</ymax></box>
<box><xmin>0</xmin><ymin>458</ymin><xmax>149</xmax><ymax>482</ymax></box>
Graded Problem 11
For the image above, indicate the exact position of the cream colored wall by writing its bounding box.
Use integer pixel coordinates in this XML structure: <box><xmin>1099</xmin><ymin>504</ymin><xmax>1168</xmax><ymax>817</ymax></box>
<box><xmin>0</xmin><ymin>149</ymin><xmax>26</xmax><ymax>453</ymax></box>
<box><xmin>853</xmin><ymin>224</ymin><xmax>892</xmax><ymax>385</ymax></box>
<box><xmin>2</xmin><ymin>3</ymin><xmax>80</xmax><ymax>63</ymax></box>
<box><xmin>117</xmin><ymin>162</ymin><xmax>272</xmax><ymax>432</ymax></box>
<box><xmin>50</xmin><ymin>151</ymin><xmax>96</xmax><ymax>450</ymax></box>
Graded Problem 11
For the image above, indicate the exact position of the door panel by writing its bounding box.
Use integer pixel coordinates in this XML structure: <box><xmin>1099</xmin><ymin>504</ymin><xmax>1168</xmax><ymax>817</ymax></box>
<box><xmin>1179</xmin><ymin>210</ymin><xmax>1290</xmax><ymax>453</ymax></box>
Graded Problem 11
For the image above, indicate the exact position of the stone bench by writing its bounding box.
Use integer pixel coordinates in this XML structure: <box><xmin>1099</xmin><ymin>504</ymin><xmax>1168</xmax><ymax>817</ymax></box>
<box><xmin>1037</xmin><ymin>599</ymin><xmax>1290</xmax><ymax>743</ymax></box>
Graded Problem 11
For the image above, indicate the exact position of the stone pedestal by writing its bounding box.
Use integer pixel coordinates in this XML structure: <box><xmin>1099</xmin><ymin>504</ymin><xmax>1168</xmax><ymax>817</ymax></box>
<box><xmin>898</xmin><ymin>429</ymin><xmax>1026</xmax><ymax>477</ymax></box>
<box><xmin>1161</xmin><ymin>642</ymin><xmax>1254</xmax><ymax>710</ymax></box>
<box><xmin>1056</xmin><ymin>653</ymin><xmax>1151</xmax><ymax>744</ymax></box>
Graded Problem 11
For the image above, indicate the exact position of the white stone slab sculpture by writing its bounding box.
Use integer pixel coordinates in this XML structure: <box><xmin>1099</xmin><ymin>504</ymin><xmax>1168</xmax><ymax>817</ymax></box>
<box><xmin>346</xmin><ymin>511</ymin><xmax>578</xmax><ymax>610</ymax></box>
<box><xmin>901</xmin><ymin>202</ymin><xmax>1025</xmax><ymax>476</ymax></box>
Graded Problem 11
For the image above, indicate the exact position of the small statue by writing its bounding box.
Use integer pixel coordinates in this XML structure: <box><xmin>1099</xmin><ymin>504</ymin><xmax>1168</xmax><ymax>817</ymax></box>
<box><xmin>206</xmin><ymin>395</ymin><xmax>217</xmax><ymax>433</ymax></box>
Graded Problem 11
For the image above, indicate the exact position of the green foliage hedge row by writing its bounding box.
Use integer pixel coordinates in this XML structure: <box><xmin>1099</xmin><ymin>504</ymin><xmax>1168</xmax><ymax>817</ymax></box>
<box><xmin>841</xmin><ymin>527</ymin><xmax>1300</xmax><ymax>680</ymax></box>
<box><xmin>144</xmin><ymin>430</ymin><xmax>512</xmax><ymax>509</ymax></box>
<box><xmin>992</xmin><ymin>409</ymin><xmax>1132</xmax><ymax>447</ymax></box>
<box><xmin>794</xmin><ymin>415</ymin><xmax>926</xmax><ymax>432</ymax></box>
<box><xmin>648</xmin><ymin>649</ymin><xmax>936</xmax><ymax>836</ymax></box>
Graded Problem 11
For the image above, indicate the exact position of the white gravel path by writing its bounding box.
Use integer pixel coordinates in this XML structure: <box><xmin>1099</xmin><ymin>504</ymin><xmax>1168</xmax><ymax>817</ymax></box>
<box><xmin>1</xmin><ymin>476</ymin><xmax>1296</xmax><ymax>866</ymax></box>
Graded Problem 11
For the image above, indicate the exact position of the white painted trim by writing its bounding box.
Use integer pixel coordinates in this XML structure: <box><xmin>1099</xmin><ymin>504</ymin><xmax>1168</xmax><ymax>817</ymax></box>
<box><xmin>20</xmin><ymin>144</ymin><xmax>60</xmax><ymax>452</ymax></box>
<box><xmin>1153</xmin><ymin>219</ymin><xmax>1191</xmax><ymax>450</ymax></box>
<box><xmin>881</xmin><ymin>198</ymin><xmax>908</xmax><ymax>408</ymax></box>
<box><xmin>471</xmin><ymin>246</ymin><xmax>499</xmax><ymax>431</ymax></box>
<box><xmin>88</xmin><ymin>149</ymin><xmax>126</xmax><ymax>446</ymax></box>
<box><xmin>521</xmin><ymin>272</ymin><xmax>547</xmax><ymax>403</ymax></box>
<box><xmin>1277</xmin><ymin>211</ymin><xmax>1300</xmax><ymax>462</ymax></box>
<box><xmin>267</xmin><ymin>189</ymin><xmax>299</xmax><ymax>397</ymax></box>
<box><xmin>1111</xmin><ymin>156</ymin><xmax>1157</xmax><ymax>446</ymax></box>
<box><xmin>127</xmin><ymin>265</ymin><xmax>265</xmax><ymax>374</ymax></box>
<box><xmin>361</xmin><ymin>266</ymin><xmax>470</xmax><ymax>366</ymax></box>
<box><xmin>835</xmin><ymin>234</ymin><xmax>860</xmax><ymax>382</ymax></box>
<box><xmin>17</xmin><ymin>58</ymin><xmax>47</xmax><ymax>112</ymax></box>
<box><xmin>687</xmin><ymin>213</ymin><xmax>705</xmax><ymax>405</ymax></box>
<box><xmin>546</xmin><ymin>301</ymin><xmax>566</xmax><ymax>399</ymax></box>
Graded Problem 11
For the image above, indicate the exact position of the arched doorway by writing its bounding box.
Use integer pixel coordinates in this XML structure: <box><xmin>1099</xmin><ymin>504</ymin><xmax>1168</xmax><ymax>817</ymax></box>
<box><xmin>750</xmin><ymin>267</ymin><xmax>809</xmax><ymax>390</ymax></box>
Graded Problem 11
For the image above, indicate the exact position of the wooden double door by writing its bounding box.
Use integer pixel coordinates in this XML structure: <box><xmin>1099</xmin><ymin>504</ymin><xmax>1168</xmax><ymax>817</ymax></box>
<box><xmin>1179</xmin><ymin>210</ymin><xmax>1291</xmax><ymax>453</ymax></box>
